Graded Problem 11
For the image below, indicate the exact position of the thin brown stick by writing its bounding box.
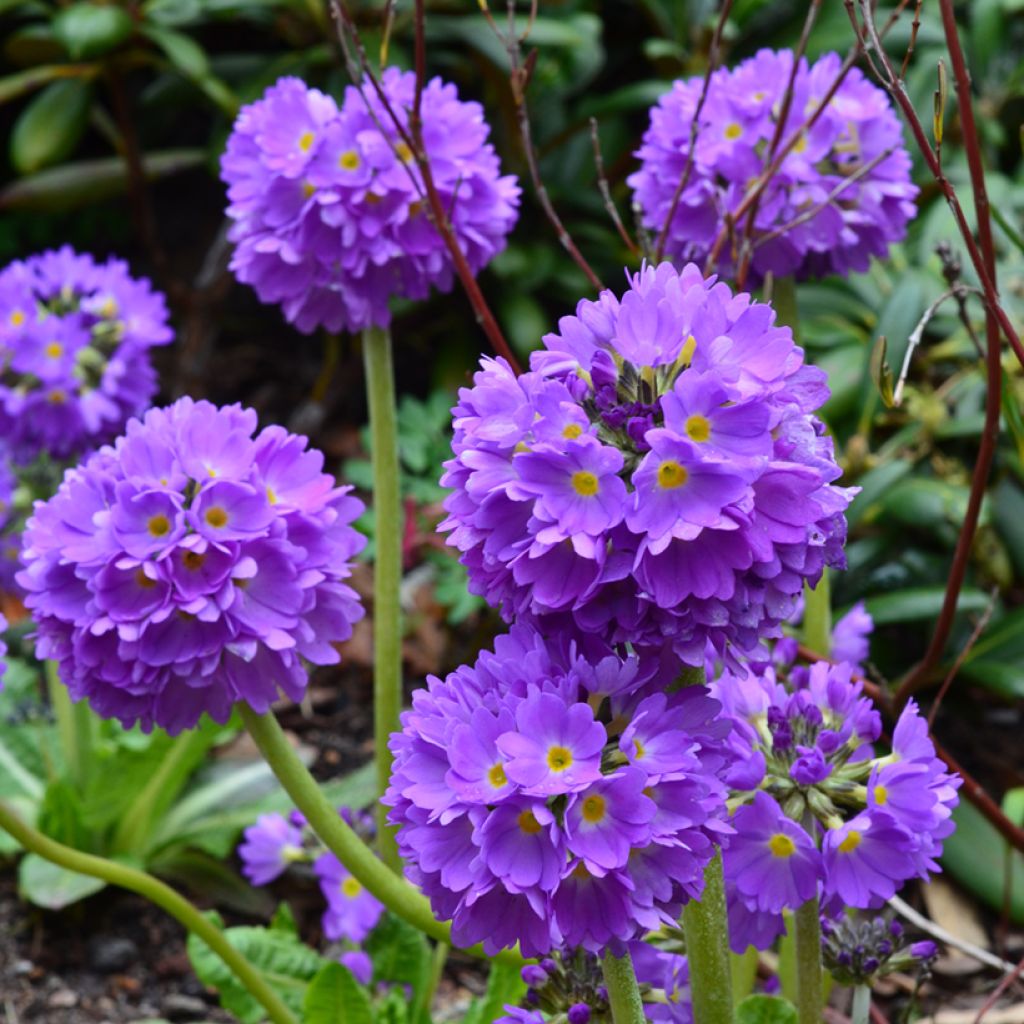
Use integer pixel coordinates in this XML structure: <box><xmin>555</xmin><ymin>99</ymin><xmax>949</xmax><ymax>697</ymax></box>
<box><xmin>973</xmin><ymin>952</ymin><xmax>1024</xmax><ymax>1024</ymax></box>
<box><xmin>900</xmin><ymin>0</ymin><xmax>924</xmax><ymax>80</ymax></box>
<box><xmin>589</xmin><ymin>118</ymin><xmax>639</xmax><ymax>256</ymax></box>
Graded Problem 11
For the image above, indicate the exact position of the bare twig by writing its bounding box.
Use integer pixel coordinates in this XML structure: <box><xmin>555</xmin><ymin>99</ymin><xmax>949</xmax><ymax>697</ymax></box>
<box><xmin>973</xmin><ymin>952</ymin><xmax>1024</xmax><ymax>1024</ymax></box>
<box><xmin>900</xmin><ymin>0</ymin><xmax>924</xmax><ymax>80</ymax></box>
<box><xmin>589</xmin><ymin>118</ymin><xmax>639</xmax><ymax>256</ymax></box>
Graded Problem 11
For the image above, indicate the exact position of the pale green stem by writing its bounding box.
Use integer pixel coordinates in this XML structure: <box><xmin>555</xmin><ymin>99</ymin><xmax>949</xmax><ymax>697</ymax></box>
<box><xmin>683</xmin><ymin>854</ymin><xmax>735</xmax><ymax>1024</ymax></box>
<box><xmin>112</xmin><ymin>727</ymin><xmax>211</xmax><ymax>856</ymax></box>
<box><xmin>238</xmin><ymin>704</ymin><xmax>521</xmax><ymax>965</ymax></box>
<box><xmin>729</xmin><ymin>947</ymin><xmax>759</xmax><ymax>1002</ymax></box>
<box><xmin>0</xmin><ymin>799</ymin><xmax>298</xmax><ymax>1024</ymax></box>
<box><xmin>772</xmin><ymin>275</ymin><xmax>801</xmax><ymax>344</ymax></box>
<box><xmin>312</xmin><ymin>332</ymin><xmax>340</xmax><ymax>404</ymax></box>
<box><xmin>803</xmin><ymin>567</ymin><xmax>832</xmax><ymax>658</ymax></box>
<box><xmin>362</xmin><ymin>324</ymin><xmax>403</xmax><ymax>874</ymax></box>
<box><xmin>416</xmin><ymin>941</ymin><xmax>449</xmax><ymax>1023</ymax></box>
<box><xmin>602</xmin><ymin>950</ymin><xmax>647</xmax><ymax>1024</ymax></box>
<box><xmin>851</xmin><ymin>984</ymin><xmax>871</xmax><ymax>1024</ymax></box>
<box><xmin>45</xmin><ymin>660</ymin><xmax>92</xmax><ymax>788</ymax></box>
<box><xmin>794</xmin><ymin>895</ymin><xmax>823</xmax><ymax>1024</ymax></box>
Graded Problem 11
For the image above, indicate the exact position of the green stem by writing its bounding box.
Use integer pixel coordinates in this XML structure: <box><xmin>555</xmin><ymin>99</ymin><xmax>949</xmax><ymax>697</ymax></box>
<box><xmin>239</xmin><ymin>705</ymin><xmax>520</xmax><ymax>964</ymax></box>
<box><xmin>803</xmin><ymin>567</ymin><xmax>832</xmax><ymax>658</ymax></box>
<box><xmin>363</xmin><ymin>324</ymin><xmax>403</xmax><ymax>874</ymax></box>
<box><xmin>772</xmin><ymin>275</ymin><xmax>801</xmax><ymax>344</ymax></box>
<box><xmin>682</xmin><ymin>853</ymin><xmax>734</xmax><ymax>1024</ymax></box>
<box><xmin>850</xmin><ymin>985</ymin><xmax>871</xmax><ymax>1024</ymax></box>
<box><xmin>602</xmin><ymin>950</ymin><xmax>647</xmax><ymax>1024</ymax></box>
<box><xmin>793</xmin><ymin>896</ymin><xmax>823</xmax><ymax>1024</ymax></box>
<box><xmin>0</xmin><ymin>800</ymin><xmax>298</xmax><ymax>1024</ymax></box>
<box><xmin>45</xmin><ymin>660</ymin><xmax>92</xmax><ymax>788</ymax></box>
<box><xmin>416</xmin><ymin>941</ymin><xmax>448</xmax><ymax>1023</ymax></box>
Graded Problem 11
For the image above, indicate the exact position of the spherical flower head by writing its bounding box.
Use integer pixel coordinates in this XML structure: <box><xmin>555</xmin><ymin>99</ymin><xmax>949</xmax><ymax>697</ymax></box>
<box><xmin>17</xmin><ymin>397</ymin><xmax>366</xmax><ymax>734</ymax></box>
<box><xmin>314</xmin><ymin>851</ymin><xmax>386</xmax><ymax>943</ymax></box>
<box><xmin>628</xmin><ymin>49</ymin><xmax>918</xmax><ymax>283</ymax></box>
<box><xmin>238</xmin><ymin>812</ymin><xmax>306</xmax><ymax>886</ymax></box>
<box><xmin>0</xmin><ymin>246</ymin><xmax>173</xmax><ymax>464</ymax></box>
<box><xmin>220</xmin><ymin>70</ymin><xmax>520</xmax><ymax>333</ymax></box>
<box><xmin>442</xmin><ymin>261</ymin><xmax>854</xmax><ymax>667</ymax></box>
<box><xmin>384</xmin><ymin>623</ymin><xmax>732</xmax><ymax>957</ymax></box>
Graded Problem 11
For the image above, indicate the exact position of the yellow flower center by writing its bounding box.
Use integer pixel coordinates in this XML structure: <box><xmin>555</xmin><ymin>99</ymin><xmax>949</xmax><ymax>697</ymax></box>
<box><xmin>724</xmin><ymin>122</ymin><xmax>743</xmax><ymax>141</ymax></box>
<box><xmin>792</xmin><ymin>134</ymin><xmax>808</xmax><ymax>154</ymax></box>
<box><xmin>266</xmin><ymin>486</ymin><xmax>278</xmax><ymax>505</ymax></box>
<box><xmin>100</xmin><ymin>298</ymin><xmax>118</xmax><ymax>318</ymax></box>
<box><xmin>298</xmin><ymin>130</ymin><xmax>315</xmax><ymax>153</ymax></box>
<box><xmin>679</xmin><ymin>334</ymin><xmax>697</xmax><ymax>366</ymax></box>
<box><xmin>488</xmin><ymin>762</ymin><xmax>508</xmax><ymax>788</ymax></box>
<box><xmin>634</xmin><ymin>739</ymin><xmax>646</xmax><ymax>759</ymax></box>
<box><xmin>10</xmin><ymin>309</ymin><xmax>26</xmax><ymax>327</ymax></box>
<box><xmin>514</xmin><ymin>441</ymin><xmax>531</xmax><ymax>454</ymax></box>
<box><xmin>581</xmin><ymin>795</ymin><xmax>606</xmax><ymax>824</ymax></box>
<box><xmin>518</xmin><ymin>811</ymin><xmax>542</xmax><ymax>835</ymax></box>
<box><xmin>48</xmin><ymin>389</ymin><xmax>66</xmax><ymax>404</ymax></box>
<box><xmin>838</xmin><ymin>830</ymin><xmax>862</xmax><ymax>854</ymax></box>
<box><xmin>546</xmin><ymin>745</ymin><xmax>573</xmax><ymax>772</ymax></box>
<box><xmin>768</xmin><ymin>833</ymin><xmax>796</xmax><ymax>858</ymax></box>
<box><xmin>135</xmin><ymin>569</ymin><xmax>156</xmax><ymax>590</ymax></box>
<box><xmin>571</xmin><ymin>470</ymin><xmax>599</xmax><ymax>496</ymax></box>
<box><xmin>204</xmin><ymin>507</ymin><xmax>229</xmax><ymax>529</ymax></box>
<box><xmin>147</xmin><ymin>514</ymin><xmax>171</xmax><ymax>537</ymax></box>
<box><xmin>302</xmin><ymin>181</ymin><xmax>315</xmax><ymax>199</ymax></box>
<box><xmin>182</xmin><ymin>551</ymin><xmax>206</xmax><ymax>571</ymax></box>
<box><xmin>563</xmin><ymin>423</ymin><xmax>583</xmax><ymax>440</ymax></box>
<box><xmin>684</xmin><ymin>414</ymin><xmax>711</xmax><ymax>443</ymax></box>
<box><xmin>341</xmin><ymin>877</ymin><xmax>363</xmax><ymax>899</ymax></box>
<box><xmin>872</xmin><ymin>784</ymin><xmax>888</xmax><ymax>806</ymax></box>
<box><xmin>657</xmin><ymin>460</ymin><xmax>688</xmax><ymax>489</ymax></box>
<box><xmin>339</xmin><ymin>149</ymin><xmax>360</xmax><ymax>170</ymax></box>
<box><xmin>45</xmin><ymin>342</ymin><xmax>63</xmax><ymax>359</ymax></box>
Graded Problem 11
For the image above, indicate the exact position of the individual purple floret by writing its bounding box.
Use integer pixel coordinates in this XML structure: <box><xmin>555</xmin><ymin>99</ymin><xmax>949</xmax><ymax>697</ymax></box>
<box><xmin>0</xmin><ymin>246</ymin><xmax>173</xmax><ymax>464</ymax></box>
<box><xmin>629</xmin><ymin>49</ymin><xmax>918</xmax><ymax>283</ymax></box>
<box><xmin>314</xmin><ymin>852</ymin><xmax>385</xmax><ymax>943</ymax></box>
<box><xmin>221</xmin><ymin>70</ymin><xmax>520</xmax><ymax>333</ymax></box>
<box><xmin>384</xmin><ymin>624</ymin><xmax>732</xmax><ymax>957</ymax></box>
<box><xmin>339</xmin><ymin>949</ymin><xmax>373</xmax><ymax>985</ymax></box>
<box><xmin>712</xmin><ymin>662</ymin><xmax>960</xmax><ymax>951</ymax></box>
<box><xmin>441</xmin><ymin>261</ymin><xmax>854</xmax><ymax>668</ymax></box>
<box><xmin>17</xmin><ymin>398</ymin><xmax>366</xmax><ymax>734</ymax></box>
<box><xmin>238</xmin><ymin>812</ymin><xmax>306</xmax><ymax>886</ymax></box>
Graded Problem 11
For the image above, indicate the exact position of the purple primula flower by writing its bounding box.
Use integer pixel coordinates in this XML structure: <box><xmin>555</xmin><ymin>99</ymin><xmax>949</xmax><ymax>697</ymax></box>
<box><xmin>822</xmin><ymin>812</ymin><xmax>916</xmax><ymax>907</ymax></box>
<box><xmin>238</xmin><ymin>813</ymin><xmax>306</xmax><ymax>886</ymax></box>
<box><xmin>221</xmin><ymin>70</ymin><xmax>520</xmax><ymax>333</ymax></box>
<box><xmin>0</xmin><ymin>452</ymin><xmax>18</xmax><ymax>595</ymax></box>
<box><xmin>0</xmin><ymin>247</ymin><xmax>172</xmax><ymax>464</ymax></box>
<box><xmin>339</xmin><ymin>950</ymin><xmax>373</xmax><ymax>986</ymax></box>
<box><xmin>631</xmin><ymin>942</ymin><xmax>692</xmax><ymax>1024</ymax></box>
<box><xmin>385</xmin><ymin>624</ymin><xmax>732</xmax><ymax>956</ymax></box>
<box><xmin>18</xmin><ymin>398</ymin><xmax>365</xmax><ymax>734</ymax></box>
<box><xmin>629</xmin><ymin>49</ymin><xmax>918</xmax><ymax>283</ymax></box>
<box><xmin>442</xmin><ymin>262</ymin><xmax>854</xmax><ymax>669</ymax></box>
<box><xmin>831</xmin><ymin>601</ymin><xmax>873</xmax><ymax>668</ymax></box>
<box><xmin>314</xmin><ymin>852</ymin><xmax>385</xmax><ymax>943</ymax></box>
<box><xmin>0</xmin><ymin>612</ymin><xmax>7</xmax><ymax>690</ymax></box>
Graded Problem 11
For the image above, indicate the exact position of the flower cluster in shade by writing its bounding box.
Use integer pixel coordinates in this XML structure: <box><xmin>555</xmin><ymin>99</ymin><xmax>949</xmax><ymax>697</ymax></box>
<box><xmin>0</xmin><ymin>247</ymin><xmax>172</xmax><ymax>464</ymax></box>
<box><xmin>711</xmin><ymin>659</ymin><xmax>960</xmax><ymax>953</ymax></box>
<box><xmin>221</xmin><ymin>69</ymin><xmax>520</xmax><ymax>333</ymax></box>
<box><xmin>385</xmin><ymin>623</ymin><xmax>732</xmax><ymax>958</ymax></box>
<box><xmin>499</xmin><ymin>944</ymin><xmax>692</xmax><ymax>1024</ymax></box>
<box><xmin>628</xmin><ymin>49</ymin><xmax>918</xmax><ymax>283</ymax></box>
<box><xmin>442</xmin><ymin>261</ymin><xmax>854</xmax><ymax>667</ymax></box>
<box><xmin>239</xmin><ymin>808</ymin><xmax>383</xmax><ymax>966</ymax></box>
<box><xmin>17</xmin><ymin>398</ymin><xmax>366</xmax><ymax>734</ymax></box>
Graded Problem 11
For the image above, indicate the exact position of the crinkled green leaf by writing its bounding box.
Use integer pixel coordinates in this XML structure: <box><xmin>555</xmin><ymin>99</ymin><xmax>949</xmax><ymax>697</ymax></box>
<box><xmin>18</xmin><ymin>853</ymin><xmax>107</xmax><ymax>909</ymax></box>
<box><xmin>304</xmin><ymin>963</ymin><xmax>373</xmax><ymax>1024</ymax></box>
<box><xmin>735</xmin><ymin>994</ymin><xmax>799</xmax><ymax>1024</ymax></box>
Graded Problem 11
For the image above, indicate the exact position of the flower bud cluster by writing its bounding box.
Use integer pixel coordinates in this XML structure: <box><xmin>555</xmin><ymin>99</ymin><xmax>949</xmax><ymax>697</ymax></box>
<box><xmin>821</xmin><ymin>914</ymin><xmax>938</xmax><ymax>986</ymax></box>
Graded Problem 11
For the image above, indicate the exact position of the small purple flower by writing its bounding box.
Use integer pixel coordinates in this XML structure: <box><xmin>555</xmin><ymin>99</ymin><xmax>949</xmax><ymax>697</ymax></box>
<box><xmin>315</xmin><ymin>852</ymin><xmax>385</xmax><ymax>943</ymax></box>
<box><xmin>564</xmin><ymin>768</ymin><xmax>656</xmax><ymax>872</ymax></box>
<box><xmin>238</xmin><ymin>813</ymin><xmax>306</xmax><ymax>886</ymax></box>
<box><xmin>339</xmin><ymin>950</ymin><xmax>373</xmax><ymax>985</ymax></box>
<box><xmin>822</xmin><ymin>811</ymin><xmax>916</xmax><ymax>907</ymax></box>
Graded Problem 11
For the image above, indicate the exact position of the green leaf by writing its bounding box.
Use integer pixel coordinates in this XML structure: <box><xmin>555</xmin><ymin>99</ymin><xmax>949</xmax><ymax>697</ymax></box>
<box><xmin>10</xmin><ymin>78</ymin><xmax>92</xmax><ymax>174</ymax></box>
<box><xmin>463</xmin><ymin>960</ymin><xmax>527</xmax><ymax>1024</ymax></box>
<box><xmin>303</xmin><ymin>963</ymin><xmax>373</xmax><ymax>1024</ymax></box>
<box><xmin>150</xmin><ymin>848</ymin><xmax>274</xmax><ymax>916</ymax></box>
<box><xmin>1003</xmin><ymin>788</ymin><xmax>1024</xmax><ymax>829</ymax></box>
<box><xmin>845</xmin><ymin>460</ymin><xmax>915</xmax><ymax>527</ymax></box>
<box><xmin>735</xmin><ymin>994</ymin><xmax>799</xmax><ymax>1024</ymax></box>
<box><xmin>18</xmin><ymin>853</ymin><xmax>107</xmax><ymax>909</ymax></box>
<box><xmin>188</xmin><ymin>915</ymin><xmax>325</xmax><ymax>1024</ymax></box>
<box><xmin>141</xmin><ymin>23</ymin><xmax>209</xmax><ymax>77</ymax></box>
<box><xmin>365</xmin><ymin>913</ymin><xmax>431</xmax><ymax>997</ymax></box>
<box><xmin>862</xmin><ymin>586</ymin><xmax>990</xmax><ymax>626</ymax></box>
<box><xmin>52</xmin><ymin>2</ymin><xmax>134</xmax><ymax>59</ymax></box>
<box><xmin>959</xmin><ymin>606</ymin><xmax>1024</xmax><ymax>699</ymax></box>
<box><xmin>0</xmin><ymin>63</ymin><xmax>94</xmax><ymax>105</ymax></box>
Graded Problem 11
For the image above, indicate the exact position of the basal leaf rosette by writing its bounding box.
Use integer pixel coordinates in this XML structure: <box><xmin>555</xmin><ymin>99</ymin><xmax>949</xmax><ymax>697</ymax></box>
<box><xmin>17</xmin><ymin>398</ymin><xmax>366</xmax><ymax>734</ymax></box>
<box><xmin>441</xmin><ymin>261</ymin><xmax>855</xmax><ymax>666</ymax></box>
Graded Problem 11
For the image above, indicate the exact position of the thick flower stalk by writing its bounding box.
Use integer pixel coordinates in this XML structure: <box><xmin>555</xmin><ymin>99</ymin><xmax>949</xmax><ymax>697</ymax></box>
<box><xmin>629</xmin><ymin>49</ymin><xmax>918</xmax><ymax>282</ymax></box>
<box><xmin>385</xmin><ymin>624</ymin><xmax>732</xmax><ymax>958</ymax></box>
<box><xmin>220</xmin><ymin>69</ymin><xmax>520</xmax><ymax>333</ymax></box>
<box><xmin>442</xmin><ymin>261</ymin><xmax>854</xmax><ymax>667</ymax></box>
<box><xmin>17</xmin><ymin>398</ymin><xmax>366</xmax><ymax>734</ymax></box>
<box><xmin>0</xmin><ymin>246</ymin><xmax>172</xmax><ymax>463</ymax></box>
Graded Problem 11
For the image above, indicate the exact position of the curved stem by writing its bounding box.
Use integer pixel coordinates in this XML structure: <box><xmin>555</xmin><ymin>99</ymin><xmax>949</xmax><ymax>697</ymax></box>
<box><xmin>362</xmin><ymin>324</ymin><xmax>403</xmax><ymax>873</ymax></box>
<box><xmin>239</xmin><ymin>705</ymin><xmax>521</xmax><ymax>964</ymax></box>
<box><xmin>682</xmin><ymin>853</ymin><xmax>734</xmax><ymax>1024</ymax></box>
<box><xmin>602</xmin><ymin>950</ymin><xmax>647</xmax><ymax>1024</ymax></box>
<box><xmin>802</xmin><ymin>567</ymin><xmax>832</xmax><ymax>659</ymax></box>
<box><xmin>0</xmin><ymin>800</ymin><xmax>298</xmax><ymax>1024</ymax></box>
<box><xmin>793</xmin><ymin>895</ymin><xmax>823</xmax><ymax>1024</ymax></box>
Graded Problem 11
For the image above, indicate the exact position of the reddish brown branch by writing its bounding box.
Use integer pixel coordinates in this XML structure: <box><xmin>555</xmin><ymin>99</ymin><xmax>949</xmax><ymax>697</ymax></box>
<box><xmin>973</xmin><ymin>951</ymin><xmax>1024</xmax><ymax>1023</ymax></box>
<box><xmin>589</xmin><ymin>117</ymin><xmax>639</xmax><ymax>256</ymax></box>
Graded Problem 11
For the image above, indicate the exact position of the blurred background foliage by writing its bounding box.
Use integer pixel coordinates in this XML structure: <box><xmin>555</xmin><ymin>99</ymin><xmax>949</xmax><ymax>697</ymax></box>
<box><xmin>1</xmin><ymin>0</ymin><xmax>1024</xmax><ymax>917</ymax></box>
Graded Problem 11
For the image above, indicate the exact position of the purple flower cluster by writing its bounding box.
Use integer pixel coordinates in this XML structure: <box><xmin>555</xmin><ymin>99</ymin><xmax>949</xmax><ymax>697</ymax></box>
<box><xmin>711</xmin><ymin>661</ymin><xmax>959</xmax><ymax>952</ymax></box>
<box><xmin>0</xmin><ymin>247</ymin><xmax>172</xmax><ymax>463</ymax></box>
<box><xmin>18</xmin><ymin>398</ymin><xmax>366</xmax><ymax>734</ymax></box>
<box><xmin>0</xmin><ymin>613</ymin><xmax>7</xmax><ymax>689</ymax></box>
<box><xmin>385</xmin><ymin>624</ymin><xmax>731</xmax><ymax>957</ymax></box>
<box><xmin>221</xmin><ymin>70</ymin><xmax>520</xmax><ymax>333</ymax></box>
<box><xmin>239</xmin><ymin>809</ymin><xmax>385</xmax><ymax>950</ymax></box>
<box><xmin>0</xmin><ymin>452</ymin><xmax>18</xmax><ymax>594</ymax></box>
<box><xmin>821</xmin><ymin>914</ymin><xmax>938</xmax><ymax>985</ymax></box>
<box><xmin>442</xmin><ymin>262</ymin><xmax>853</xmax><ymax>667</ymax></box>
<box><xmin>629</xmin><ymin>49</ymin><xmax>918</xmax><ymax>282</ymax></box>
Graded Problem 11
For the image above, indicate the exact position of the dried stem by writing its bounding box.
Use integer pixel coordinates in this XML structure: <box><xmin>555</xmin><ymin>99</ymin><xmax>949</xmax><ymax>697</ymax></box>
<box><xmin>590</xmin><ymin>117</ymin><xmax>639</xmax><ymax>256</ymax></box>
